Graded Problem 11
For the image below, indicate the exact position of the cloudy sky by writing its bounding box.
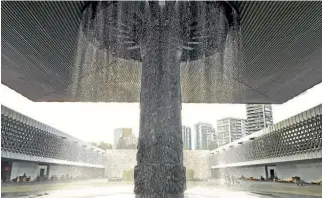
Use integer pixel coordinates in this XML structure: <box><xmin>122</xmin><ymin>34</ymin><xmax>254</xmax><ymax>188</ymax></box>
<box><xmin>1</xmin><ymin>82</ymin><xmax>322</xmax><ymax>146</ymax></box>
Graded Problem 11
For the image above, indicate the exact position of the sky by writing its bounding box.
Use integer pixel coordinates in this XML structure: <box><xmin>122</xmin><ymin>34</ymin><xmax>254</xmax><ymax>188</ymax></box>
<box><xmin>1</xmin><ymin>82</ymin><xmax>322</xmax><ymax>147</ymax></box>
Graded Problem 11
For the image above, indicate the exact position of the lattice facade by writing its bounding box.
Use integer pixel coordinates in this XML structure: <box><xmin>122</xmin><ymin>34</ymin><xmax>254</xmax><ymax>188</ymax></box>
<box><xmin>211</xmin><ymin>105</ymin><xmax>322</xmax><ymax>166</ymax></box>
<box><xmin>1</xmin><ymin>105</ymin><xmax>104</xmax><ymax>166</ymax></box>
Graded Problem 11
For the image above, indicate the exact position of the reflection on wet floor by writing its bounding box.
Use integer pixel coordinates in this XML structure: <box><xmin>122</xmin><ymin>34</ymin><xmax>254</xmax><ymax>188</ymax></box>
<box><xmin>2</xmin><ymin>182</ymin><xmax>322</xmax><ymax>198</ymax></box>
<box><xmin>1</xmin><ymin>186</ymin><xmax>270</xmax><ymax>198</ymax></box>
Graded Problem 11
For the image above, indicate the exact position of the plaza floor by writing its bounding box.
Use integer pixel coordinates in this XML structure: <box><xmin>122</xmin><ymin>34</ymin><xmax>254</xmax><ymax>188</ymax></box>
<box><xmin>1</xmin><ymin>179</ymin><xmax>322</xmax><ymax>198</ymax></box>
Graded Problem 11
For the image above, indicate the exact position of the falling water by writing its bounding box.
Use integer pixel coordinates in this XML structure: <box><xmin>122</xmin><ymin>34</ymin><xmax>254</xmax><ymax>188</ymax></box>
<box><xmin>70</xmin><ymin>1</ymin><xmax>241</xmax><ymax>196</ymax></box>
<box><xmin>70</xmin><ymin>1</ymin><xmax>241</xmax><ymax>103</ymax></box>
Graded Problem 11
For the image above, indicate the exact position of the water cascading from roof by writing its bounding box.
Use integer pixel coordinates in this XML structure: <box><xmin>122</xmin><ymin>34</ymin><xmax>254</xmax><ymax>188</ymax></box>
<box><xmin>71</xmin><ymin>1</ymin><xmax>241</xmax><ymax>103</ymax></box>
<box><xmin>72</xmin><ymin>1</ymin><xmax>240</xmax><ymax>197</ymax></box>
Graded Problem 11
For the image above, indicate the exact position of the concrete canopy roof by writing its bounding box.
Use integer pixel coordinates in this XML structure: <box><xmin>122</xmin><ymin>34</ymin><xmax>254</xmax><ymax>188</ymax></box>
<box><xmin>2</xmin><ymin>1</ymin><xmax>322</xmax><ymax>104</ymax></box>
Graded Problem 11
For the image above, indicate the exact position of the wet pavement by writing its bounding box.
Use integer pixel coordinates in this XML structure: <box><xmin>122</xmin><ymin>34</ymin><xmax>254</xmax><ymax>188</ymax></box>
<box><xmin>0</xmin><ymin>186</ymin><xmax>287</xmax><ymax>198</ymax></box>
<box><xmin>2</xmin><ymin>180</ymin><xmax>322</xmax><ymax>198</ymax></box>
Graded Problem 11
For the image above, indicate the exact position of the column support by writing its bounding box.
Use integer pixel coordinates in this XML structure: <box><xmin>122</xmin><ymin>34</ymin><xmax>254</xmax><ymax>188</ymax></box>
<box><xmin>134</xmin><ymin>2</ymin><xmax>186</xmax><ymax>197</ymax></box>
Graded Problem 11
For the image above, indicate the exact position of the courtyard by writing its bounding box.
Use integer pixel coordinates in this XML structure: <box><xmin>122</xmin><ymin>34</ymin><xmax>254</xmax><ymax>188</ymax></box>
<box><xmin>2</xmin><ymin>179</ymin><xmax>322</xmax><ymax>198</ymax></box>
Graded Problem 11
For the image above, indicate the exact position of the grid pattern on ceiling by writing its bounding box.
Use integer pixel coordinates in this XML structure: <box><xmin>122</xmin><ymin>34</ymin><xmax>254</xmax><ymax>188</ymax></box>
<box><xmin>2</xmin><ymin>1</ymin><xmax>322</xmax><ymax>103</ymax></box>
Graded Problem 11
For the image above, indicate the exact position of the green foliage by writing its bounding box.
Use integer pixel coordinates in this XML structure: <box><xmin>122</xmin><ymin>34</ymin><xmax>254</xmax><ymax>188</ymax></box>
<box><xmin>90</xmin><ymin>142</ymin><xmax>98</xmax><ymax>146</ymax></box>
<box><xmin>207</xmin><ymin>140</ymin><xmax>218</xmax><ymax>150</ymax></box>
<box><xmin>186</xmin><ymin>169</ymin><xmax>195</xmax><ymax>180</ymax></box>
<box><xmin>98</xmin><ymin>141</ymin><xmax>112</xmax><ymax>150</ymax></box>
<box><xmin>116</xmin><ymin>138</ymin><xmax>126</xmax><ymax>149</ymax></box>
<box><xmin>89</xmin><ymin>141</ymin><xmax>112</xmax><ymax>150</ymax></box>
<box><xmin>123</xmin><ymin>169</ymin><xmax>134</xmax><ymax>181</ymax></box>
<box><xmin>126</xmin><ymin>144</ymin><xmax>137</xmax><ymax>149</ymax></box>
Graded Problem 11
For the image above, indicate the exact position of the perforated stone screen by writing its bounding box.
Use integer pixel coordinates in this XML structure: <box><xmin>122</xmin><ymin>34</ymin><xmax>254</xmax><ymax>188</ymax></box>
<box><xmin>1</xmin><ymin>105</ymin><xmax>105</xmax><ymax>166</ymax></box>
<box><xmin>211</xmin><ymin>104</ymin><xmax>322</xmax><ymax>167</ymax></box>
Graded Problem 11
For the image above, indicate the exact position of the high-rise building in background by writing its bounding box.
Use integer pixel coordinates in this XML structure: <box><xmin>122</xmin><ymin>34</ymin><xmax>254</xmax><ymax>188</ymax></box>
<box><xmin>246</xmin><ymin>104</ymin><xmax>273</xmax><ymax>134</ymax></box>
<box><xmin>119</xmin><ymin>133</ymin><xmax>138</xmax><ymax>149</ymax></box>
<box><xmin>217</xmin><ymin>118</ymin><xmax>246</xmax><ymax>146</ymax></box>
<box><xmin>182</xmin><ymin>125</ymin><xmax>192</xmax><ymax>150</ymax></box>
<box><xmin>113</xmin><ymin>128</ymin><xmax>133</xmax><ymax>148</ymax></box>
<box><xmin>207</xmin><ymin>128</ymin><xmax>217</xmax><ymax>150</ymax></box>
<box><xmin>241</xmin><ymin>119</ymin><xmax>247</xmax><ymax>137</ymax></box>
<box><xmin>207</xmin><ymin>128</ymin><xmax>216</xmax><ymax>147</ymax></box>
<box><xmin>195</xmin><ymin>123</ymin><xmax>214</xmax><ymax>150</ymax></box>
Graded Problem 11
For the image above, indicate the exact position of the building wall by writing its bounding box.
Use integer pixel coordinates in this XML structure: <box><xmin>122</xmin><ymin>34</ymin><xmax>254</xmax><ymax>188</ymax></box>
<box><xmin>184</xmin><ymin>150</ymin><xmax>211</xmax><ymax>180</ymax></box>
<box><xmin>48</xmin><ymin>164</ymin><xmax>104</xmax><ymax>179</ymax></box>
<box><xmin>49</xmin><ymin>164</ymin><xmax>77</xmax><ymax>178</ymax></box>
<box><xmin>38</xmin><ymin>165</ymin><xmax>48</xmax><ymax>177</ymax></box>
<box><xmin>104</xmin><ymin>149</ymin><xmax>137</xmax><ymax>178</ymax></box>
<box><xmin>275</xmin><ymin>160</ymin><xmax>322</xmax><ymax>182</ymax></box>
<box><xmin>10</xmin><ymin>161</ymin><xmax>38</xmax><ymax>181</ymax></box>
<box><xmin>1</xmin><ymin>105</ymin><xmax>105</xmax><ymax>166</ymax></box>
<box><xmin>207</xmin><ymin>129</ymin><xmax>216</xmax><ymax>149</ymax></box>
<box><xmin>218</xmin><ymin>166</ymin><xmax>266</xmax><ymax>179</ymax></box>
<box><xmin>114</xmin><ymin>128</ymin><xmax>134</xmax><ymax>149</ymax></box>
<box><xmin>229</xmin><ymin>119</ymin><xmax>244</xmax><ymax>142</ymax></box>
<box><xmin>123</xmin><ymin>135</ymin><xmax>138</xmax><ymax>145</ymax></box>
<box><xmin>123</xmin><ymin>128</ymin><xmax>132</xmax><ymax>137</ymax></box>
<box><xmin>217</xmin><ymin>118</ymin><xmax>245</xmax><ymax>146</ymax></box>
<box><xmin>212</xmin><ymin>160</ymin><xmax>322</xmax><ymax>182</ymax></box>
<box><xmin>114</xmin><ymin>128</ymin><xmax>124</xmax><ymax>149</ymax></box>
<box><xmin>241</xmin><ymin>119</ymin><xmax>247</xmax><ymax>137</ymax></box>
<box><xmin>182</xmin><ymin>126</ymin><xmax>192</xmax><ymax>150</ymax></box>
<box><xmin>217</xmin><ymin>119</ymin><xmax>230</xmax><ymax>146</ymax></box>
<box><xmin>246</xmin><ymin>104</ymin><xmax>273</xmax><ymax>134</ymax></box>
<box><xmin>104</xmin><ymin>150</ymin><xmax>211</xmax><ymax>180</ymax></box>
<box><xmin>9</xmin><ymin>161</ymin><xmax>104</xmax><ymax>181</ymax></box>
<box><xmin>195</xmin><ymin>123</ymin><xmax>213</xmax><ymax>150</ymax></box>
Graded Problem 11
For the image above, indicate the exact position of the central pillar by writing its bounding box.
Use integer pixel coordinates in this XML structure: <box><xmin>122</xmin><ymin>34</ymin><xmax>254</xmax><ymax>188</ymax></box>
<box><xmin>134</xmin><ymin>2</ymin><xmax>186</xmax><ymax>198</ymax></box>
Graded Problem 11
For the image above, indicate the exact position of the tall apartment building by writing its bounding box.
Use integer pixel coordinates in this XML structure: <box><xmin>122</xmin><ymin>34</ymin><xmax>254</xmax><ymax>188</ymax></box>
<box><xmin>182</xmin><ymin>125</ymin><xmax>192</xmax><ymax>150</ymax></box>
<box><xmin>241</xmin><ymin>119</ymin><xmax>247</xmax><ymax>137</ymax></box>
<box><xmin>246</xmin><ymin>104</ymin><xmax>273</xmax><ymax>134</ymax></box>
<box><xmin>195</xmin><ymin>123</ymin><xmax>214</xmax><ymax>150</ymax></box>
<box><xmin>113</xmin><ymin>128</ymin><xmax>133</xmax><ymax>148</ymax></box>
<box><xmin>122</xmin><ymin>134</ymin><xmax>138</xmax><ymax>146</ymax></box>
<box><xmin>207</xmin><ymin>128</ymin><xmax>216</xmax><ymax>148</ymax></box>
<box><xmin>217</xmin><ymin>117</ymin><xmax>246</xmax><ymax>146</ymax></box>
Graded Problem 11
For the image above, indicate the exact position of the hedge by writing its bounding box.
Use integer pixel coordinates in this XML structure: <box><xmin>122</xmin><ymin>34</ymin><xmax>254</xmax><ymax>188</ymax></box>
<box><xmin>123</xmin><ymin>169</ymin><xmax>134</xmax><ymax>181</ymax></box>
<box><xmin>186</xmin><ymin>169</ymin><xmax>195</xmax><ymax>180</ymax></box>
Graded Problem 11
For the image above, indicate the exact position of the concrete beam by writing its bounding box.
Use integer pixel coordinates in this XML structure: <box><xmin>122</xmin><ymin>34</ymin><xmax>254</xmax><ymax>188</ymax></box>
<box><xmin>211</xmin><ymin>151</ymin><xmax>322</xmax><ymax>169</ymax></box>
<box><xmin>1</xmin><ymin>151</ymin><xmax>104</xmax><ymax>169</ymax></box>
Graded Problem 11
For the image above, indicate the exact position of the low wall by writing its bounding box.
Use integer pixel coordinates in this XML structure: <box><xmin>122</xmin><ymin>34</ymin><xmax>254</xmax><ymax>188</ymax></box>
<box><xmin>104</xmin><ymin>149</ymin><xmax>137</xmax><ymax>179</ymax></box>
<box><xmin>275</xmin><ymin>160</ymin><xmax>322</xmax><ymax>182</ymax></box>
<box><xmin>225</xmin><ymin>166</ymin><xmax>266</xmax><ymax>179</ymax></box>
<box><xmin>104</xmin><ymin>149</ymin><xmax>211</xmax><ymax>180</ymax></box>
<box><xmin>10</xmin><ymin>161</ymin><xmax>38</xmax><ymax>181</ymax></box>
<box><xmin>184</xmin><ymin>150</ymin><xmax>211</xmax><ymax>180</ymax></box>
<box><xmin>9</xmin><ymin>160</ymin><xmax>104</xmax><ymax>181</ymax></box>
<box><xmin>48</xmin><ymin>164</ymin><xmax>104</xmax><ymax>179</ymax></box>
<box><xmin>212</xmin><ymin>159</ymin><xmax>322</xmax><ymax>182</ymax></box>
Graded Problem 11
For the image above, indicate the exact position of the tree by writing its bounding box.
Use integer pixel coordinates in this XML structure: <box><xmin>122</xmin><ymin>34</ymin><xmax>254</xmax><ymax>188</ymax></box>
<box><xmin>208</xmin><ymin>140</ymin><xmax>218</xmax><ymax>150</ymax></box>
<box><xmin>186</xmin><ymin>169</ymin><xmax>195</xmax><ymax>180</ymax></box>
<box><xmin>123</xmin><ymin>169</ymin><xmax>134</xmax><ymax>181</ymax></box>
<box><xmin>90</xmin><ymin>142</ymin><xmax>98</xmax><ymax>146</ymax></box>
<box><xmin>98</xmin><ymin>141</ymin><xmax>112</xmax><ymax>150</ymax></box>
<box><xmin>184</xmin><ymin>145</ymin><xmax>190</xmax><ymax>150</ymax></box>
<box><xmin>89</xmin><ymin>141</ymin><xmax>112</xmax><ymax>150</ymax></box>
<box><xmin>126</xmin><ymin>144</ymin><xmax>137</xmax><ymax>149</ymax></box>
<box><xmin>117</xmin><ymin>138</ymin><xmax>126</xmax><ymax>149</ymax></box>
